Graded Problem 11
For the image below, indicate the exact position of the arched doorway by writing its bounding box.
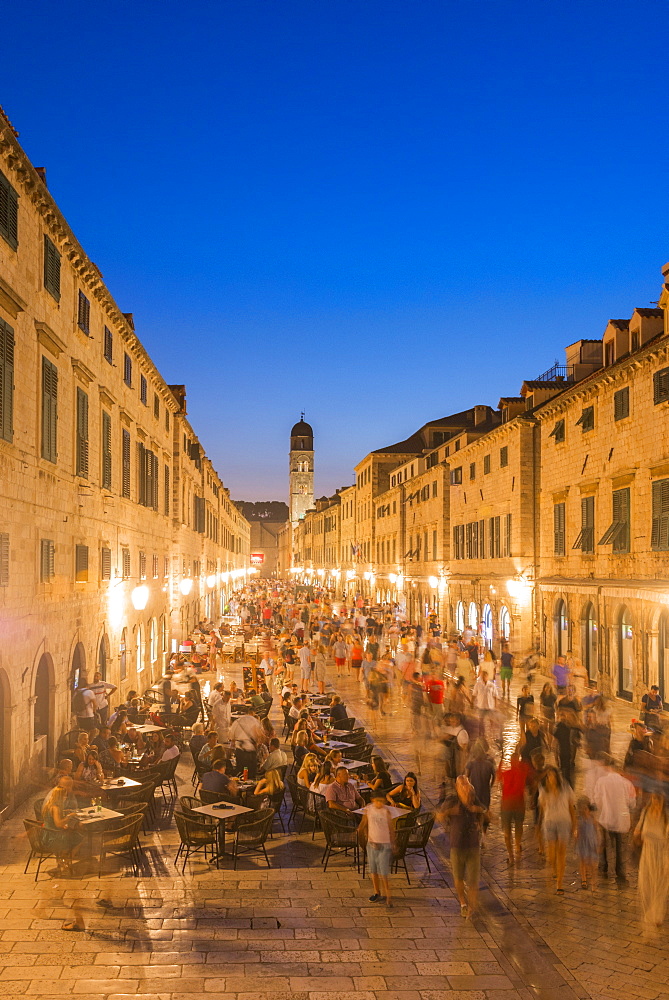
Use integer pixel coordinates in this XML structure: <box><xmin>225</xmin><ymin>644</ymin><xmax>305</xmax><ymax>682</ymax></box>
<box><xmin>582</xmin><ymin>603</ymin><xmax>598</xmax><ymax>682</ymax></box>
<box><xmin>149</xmin><ymin>619</ymin><xmax>157</xmax><ymax>669</ymax></box>
<box><xmin>555</xmin><ymin>599</ymin><xmax>569</xmax><ymax>658</ymax></box>
<box><xmin>482</xmin><ymin>604</ymin><xmax>493</xmax><ymax>648</ymax></box>
<box><xmin>456</xmin><ymin>601</ymin><xmax>465</xmax><ymax>633</ymax></box>
<box><xmin>71</xmin><ymin>641</ymin><xmax>86</xmax><ymax>690</ymax></box>
<box><xmin>468</xmin><ymin>602</ymin><xmax>478</xmax><ymax>632</ymax></box>
<box><xmin>659</xmin><ymin>613</ymin><xmax>669</xmax><ymax>701</ymax></box>
<box><xmin>136</xmin><ymin>625</ymin><xmax>144</xmax><ymax>675</ymax></box>
<box><xmin>34</xmin><ymin>653</ymin><xmax>52</xmax><ymax>743</ymax></box>
<box><xmin>0</xmin><ymin>669</ymin><xmax>10</xmax><ymax>806</ymax></box>
<box><xmin>499</xmin><ymin>606</ymin><xmax>511</xmax><ymax>642</ymax></box>
<box><xmin>618</xmin><ymin>606</ymin><xmax>634</xmax><ymax>699</ymax></box>
<box><xmin>97</xmin><ymin>634</ymin><xmax>110</xmax><ymax>680</ymax></box>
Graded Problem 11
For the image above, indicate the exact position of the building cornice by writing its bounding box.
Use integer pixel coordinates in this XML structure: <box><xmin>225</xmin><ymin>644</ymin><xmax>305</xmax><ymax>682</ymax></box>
<box><xmin>0</xmin><ymin>273</ymin><xmax>27</xmax><ymax>318</ymax></box>
<box><xmin>35</xmin><ymin>320</ymin><xmax>66</xmax><ymax>359</ymax></box>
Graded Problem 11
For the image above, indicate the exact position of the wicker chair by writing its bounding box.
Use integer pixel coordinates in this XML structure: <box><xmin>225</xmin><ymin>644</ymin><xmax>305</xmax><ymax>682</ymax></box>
<box><xmin>318</xmin><ymin>808</ymin><xmax>360</xmax><ymax>871</ymax></box>
<box><xmin>336</xmin><ymin>717</ymin><xmax>356</xmax><ymax>732</ymax></box>
<box><xmin>229</xmin><ymin>807</ymin><xmax>274</xmax><ymax>870</ymax></box>
<box><xmin>33</xmin><ymin>798</ymin><xmax>45</xmax><ymax>822</ymax></box>
<box><xmin>98</xmin><ymin>813</ymin><xmax>145</xmax><ymax>876</ymax></box>
<box><xmin>360</xmin><ymin>818</ymin><xmax>413</xmax><ymax>882</ymax></box>
<box><xmin>174</xmin><ymin>809</ymin><xmax>219</xmax><ymax>872</ymax></box>
<box><xmin>23</xmin><ymin>818</ymin><xmax>68</xmax><ymax>881</ymax></box>
<box><xmin>285</xmin><ymin>774</ymin><xmax>303</xmax><ymax>828</ymax></box>
<box><xmin>155</xmin><ymin>756</ymin><xmax>180</xmax><ymax>802</ymax></box>
<box><xmin>199</xmin><ymin>787</ymin><xmax>240</xmax><ymax>806</ymax></box>
<box><xmin>402</xmin><ymin>810</ymin><xmax>435</xmax><ymax>871</ymax></box>
<box><xmin>294</xmin><ymin>784</ymin><xmax>326</xmax><ymax>837</ymax></box>
<box><xmin>268</xmin><ymin>785</ymin><xmax>286</xmax><ymax>833</ymax></box>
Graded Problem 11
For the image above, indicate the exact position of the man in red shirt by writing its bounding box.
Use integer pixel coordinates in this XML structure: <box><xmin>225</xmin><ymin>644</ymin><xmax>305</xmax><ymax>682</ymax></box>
<box><xmin>425</xmin><ymin>673</ymin><xmax>445</xmax><ymax>730</ymax></box>
<box><xmin>497</xmin><ymin>748</ymin><xmax>530</xmax><ymax>864</ymax></box>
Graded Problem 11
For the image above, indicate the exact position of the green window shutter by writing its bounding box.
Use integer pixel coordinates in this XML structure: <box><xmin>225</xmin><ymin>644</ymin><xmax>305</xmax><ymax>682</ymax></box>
<box><xmin>40</xmin><ymin>539</ymin><xmax>55</xmax><ymax>581</ymax></box>
<box><xmin>43</xmin><ymin>236</ymin><xmax>61</xmax><ymax>301</ymax></box>
<box><xmin>77</xmin><ymin>291</ymin><xmax>90</xmax><ymax>335</ymax></box>
<box><xmin>137</xmin><ymin>442</ymin><xmax>146</xmax><ymax>505</ymax></box>
<box><xmin>122</xmin><ymin>429</ymin><xmax>131</xmax><ymax>498</ymax></box>
<box><xmin>75</xmin><ymin>388</ymin><xmax>89</xmax><ymax>477</ymax></box>
<box><xmin>0</xmin><ymin>169</ymin><xmax>18</xmax><ymax>250</ymax></box>
<box><xmin>652</xmin><ymin>479</ymin><xmax>669</xmax><ymax>551</ymax></box>
<box><xmin>0</xmin><ymin>318</ymin><xmax>15</xmax><ymax>443</ymax></box>
<box><xmin>101</xmin><ymin>546</ymin><xmax>111</xmax><ymax>580</ymax></box>
<box><xmin>654</xmin><ymin>368</ymin><xmax>669</xmax><ymax>405</ymax></box>
<box><xmin>41</xmin><ymin>357</ymin><xmax>58</xmax><ymax>462</ymax></box>
<box><xmin>164</xmin><ymin>464</ymin><xmax>170</xmax><ymax>515</ymax></box>
<box><xmin>612</xmin><ymin>487</ymin><xmax>630</xmax><ymax>553</ymax></box>
<box><xmin>554</xmin><ymin>503</ymin><xmax>565</xmax><ymax>555</ymax></box>
<box><xmin>102</xmin><ymin>410</ymin><xmax>112</xmax><ymax>489</ymax></box>
<box><xmin>103</xmin><ymin>326</ymin><xmax>113</xmax><ymax>364</ymax></box>
<box><xmin>614</xmin><ymin>387</ymin><xmax>629</xmax><ymax>421</ymax></box>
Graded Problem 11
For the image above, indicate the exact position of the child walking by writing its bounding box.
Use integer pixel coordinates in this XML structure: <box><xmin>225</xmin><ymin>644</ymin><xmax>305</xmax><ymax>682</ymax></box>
<box><xmin>576</xmin><ymin>796</ymin><xmax>599</xmax><ymax>889</ymax></box>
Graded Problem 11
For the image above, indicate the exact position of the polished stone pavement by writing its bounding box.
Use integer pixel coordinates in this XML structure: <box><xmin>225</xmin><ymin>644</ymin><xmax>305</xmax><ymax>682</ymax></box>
<box><xmin>0</xmin><ymin>660</ymin><xmax>666</xmax><ymax>1000</ymax></box>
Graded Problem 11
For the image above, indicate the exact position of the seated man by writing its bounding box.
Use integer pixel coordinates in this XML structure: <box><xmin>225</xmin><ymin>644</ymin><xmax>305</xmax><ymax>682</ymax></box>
<box><xmin>246</xmin><ymin>688</ymin><xmax>266</xmax><ymax>712</ymax></box>
<box><xmin>201</xmin><ymin>759</ymin><xmax>239</xmax><ymax>799</ymax></box>
<box><xmin>158</xmin><ymin>733</ymin><xmax>180</xmax><ymax>763</ymax></box>
<box><xmin>324</xmin><ymin>766</ymin><xmax>364</xmax><ymax>813</ymax></box>
<box><xmin>329</xmin><ymin>695</ymin><xmax>348</xmax><ymax>723</ymax></box>
<box><xmin>262</xmin><ymin>737</ymin><xmax>288</xmax><ymax>773</ymax></box>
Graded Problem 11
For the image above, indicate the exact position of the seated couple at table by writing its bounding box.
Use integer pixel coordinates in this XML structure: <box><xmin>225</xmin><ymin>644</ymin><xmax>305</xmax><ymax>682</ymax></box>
<box><xmin>200</xmin><ymin>760</ymin><xmax>283</xmax><ymax>808</ymax></box>
<box><xmin>40</xmin><ymin>777</ymin><xmax>84</xmax><ymax>875</ymax></box>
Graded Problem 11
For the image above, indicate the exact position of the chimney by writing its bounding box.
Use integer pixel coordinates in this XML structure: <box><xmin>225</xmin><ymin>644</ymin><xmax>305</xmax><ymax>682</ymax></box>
<box><xmin>473</xmin><ymin>405</ymin><xmax>488</xmax><ymax>426</ymax></box>
<box><xmin>168</xmin><ymin>384</ymin><xmax>187</xmax><ymax>413</ymax></box>
<box><xmin>123</xmin><ymin>312</ymin><xmax>135</xmax><ymax>331</ymax></box>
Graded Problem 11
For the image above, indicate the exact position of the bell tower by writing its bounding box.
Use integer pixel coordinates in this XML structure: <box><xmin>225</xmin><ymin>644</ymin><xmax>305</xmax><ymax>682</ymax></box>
<box><xmin>289</xmin><ymin>414</ymin><xmax>314</xmax><ymax>529</ymax></box>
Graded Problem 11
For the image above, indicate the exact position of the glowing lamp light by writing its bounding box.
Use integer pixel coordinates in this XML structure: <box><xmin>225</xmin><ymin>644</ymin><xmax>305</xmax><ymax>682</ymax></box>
<box><xmin>388</xmin><ymin>573</ymin><xmax>397</xmax><ymax>584</ymax></box>
<box><xmin>317</xmin><ymin>569</ymin><xmax>325</xmax><ymax>577</ymax></box>
<box><xmin>507</xmin><ymin>576</ymin><xmax>531</xmax><ymax>605</ymax></box>
<box><xmin>220</xmin><ymin>571</ymin><xmax>229</xmax><ymax>583</ymax></box>
<box><xmin>131</xmin><ymin>585</ymin><xmax>149</xmax><ymax>611</ymax></box>
<box><xmin>363</xmin><ymin>571</ymin><xmax>371</xmax><ymax>581</ymax></box>
<box><xmin>428</xmin><ymin>575</ymin><xmax>439</xmax><ymax>589</ymax></box>
<box><xmin>346</xmin><ymin>570</ymin><xmax>355</xmax><ymax>581</ymax></box>
<box><xmin>396</xmin><ymin>574</ymin><xmax>404</xmax><ymax>588</ymax></box>
<box><xmin>180</xmin><ymin>578</ymin><xmax>193</xmax><ymax>596</ymax></box>
<box><xmin>206</xmin><ymin>574</ymin><xmax>217</xmax><ymax>588</ymax></box>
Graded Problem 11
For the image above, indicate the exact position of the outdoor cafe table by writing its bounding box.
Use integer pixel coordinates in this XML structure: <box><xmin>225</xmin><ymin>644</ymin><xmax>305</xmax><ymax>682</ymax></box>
<box><xmin>315</xmin><ymin>740</ymin><xmax>354</xmax><ymax>750</ymax></box>
<box><xmin>73</xmin><ymin>805</ymin><xmax>125</xmax><ymax>856</ymax></box>
<box><xmin>339</xmin><ymin>758</ymin><xmax>369</xmax><ymax>771</ymax></box>
<box><xmin>99</xmin><ymin>776</ymin><xmax>141</xmax><ymax>796</ymax></box>
<box><xmin>133</xmin><ymin>724</ymin><xmax>166</xmax><ymax>734</ymax></box>
<box><xmin>316</xmin><ymin>728</ymin><xmax>352</xmax><ymax>738</ymax></box>
<box><xmin>192</xmin><ymin>801</ymin><xmax>253</xmax><ymax>862</ymax></box>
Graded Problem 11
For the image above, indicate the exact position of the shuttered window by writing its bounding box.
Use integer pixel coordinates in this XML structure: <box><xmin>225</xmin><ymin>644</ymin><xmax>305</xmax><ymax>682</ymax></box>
<box><xmin>549</xmin><ymin>418</ymin><xmax>565</xmax><ymax>442</ymax></box>
<box><xmin>500</xmin><ymin>446</ymin><xmax>508</xmax><ymax>468</ymax></box>
<box><xmin>0</xmin><ymin>533</ymin><xmax>8</xmax><ymax>586</ymax></box>
<box><xmin>41</xmin><ymin>357</ymin><xmax>58</xmax><ymax>462</ymax></box>
<box><xmin>654</xmin><ymin>368</ymin><xmax>669</xmax><ymax>405</ymax></box>
<box><xmin>502</xmin><ymin>513</ymin><xmax>512</xmax><ymax>556</ymax></box>
<box><xmin>101</xmin><ymin>546</ymin><xmax>111</xmax><ymax>580</ymax></box>
<box><xmin>484</xmin><ymin>455</ymin><xmax>491</xmax><ymax>475</ymax></box>
<box><xmin>469</xmin><ymin>463</ymin><xmax>476</xmax><ymax>480</ymax></box>
<box><xmin>450</xmin><ymin>467</ymin><xmax>462</xmax><ymax>485</ymax></box>
<box><xmin>152</xmin><ymin>554</ymin><xmax>159</xmax><ymax>578</ymax></box>
<box><xmin>573</xmin><ymin>496</ymin><xmax>595</xmax><ymax>552</ymax></box>
<box><xmin>194</xmin><ymin>495</ymin><xmax>206</xmax><ymax>533</ymax></box>
<box><xmin>101</xmin><ymin>410</ymin><xmax>112</xmax><ymax>489</ymax></box>
<box><xmin>553</xmin><ymin>502</ymin><xmax>566</xmax><ymax>556</ymax></box>
<box><xmin>139</xmin><ymin>551</ymin><xmax>146</xmax><ymax>579</ymax></box>
<box><xmin>599</xmin><ymin>487</ymin><xmax>630</xmax><ymax>553</ymax></box>
<box><xmin>77</xmin><ymin>291</ymin><xmax>90</xmax><ymax>335</ymax></box>
<box><xmin>40</xmin><ymin>539</ymin><xmax>55</xmax><ymax>581</ymax></box>
<box><xmin>153</xmin><ymin>393</ymin><xmax>160</xmax><ymax>419</ymax></box>
<box><xmin>75</xmin><ymin>544</ymin><xmax>89</xmax><ymax>582</ymax></box>
<box><xmin>0</xmin><ymin>168</ymin><xmax>18</xmax><ymax>250</ymax></box>
<box><xmin>121</xmin><ymin>549</ymin><xmax>130</xmax><ymax>579</ymax></box>
<box><xmin>614</xmin><ymin>386</ymin><xmax>629</xmax><ymax>421</ymax></box>
<box><xmin>123</xmin><ymin>352</ymin><xmax>132</xmax><ymax>387</ymax></box>
<box><xmin>651</xmin><ymin>479</ymin><xmax>669</xmax><ymax>551</ymax></box>
<box><xmin>75</xmin><ymin>388</ymin><xmax>89</xmax><ymax>478</ymax></box>
<box><xmin>164</xmin><ymin>408</ymin><xmax>170</xmax><ymax>432</ymax></box>
<box><xmin>44</xmin><ymin>235</ymin><xmax>61</xmax><ymax>301</ymax></box>
<box><xmin>0</xmin><ymin>317</ymin><xmax>15</xmax><ymax>443</ymax></box>
<box><xmin>576</xmin><ymin>405</ymin><xmax>595</xmax><ymax>432</ymax></box>
<box><xmin>452</xmin><ymin>524</ymin><xmax>464</xmax><ymax>560</ymax></box>
<box><xmin>103</xmin><ymin>326</ymin><xmax>113</xmax><ymax>364</ymax></box>
<box><xmin>140</xmin><ymin>374</ymin><xmax>148</xmax><ymax>405</ymax></box>
<box><xmin>164</xmin><ymin>464</ymin><xmax>170</xmax><ymax>515</ymax></box>
<box><xmin>122</xmin><ymin>429</ymin><xmax>131</xmax><ymax>498</ymax></box>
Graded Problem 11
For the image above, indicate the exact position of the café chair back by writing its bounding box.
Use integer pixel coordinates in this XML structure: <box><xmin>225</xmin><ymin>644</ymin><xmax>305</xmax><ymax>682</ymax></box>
<box><xmin>230</xmin><ymin>807</ymin><xmax>274</xmax><ymax>869</ymax></box>
<box><xmin>98</xmin><ymin>813</ymin><xmax>145</xmax><ymax>877</ymax></box>
<box><xmin>403</xmin><ymin>810</ymin><xmax>434</xmax><ymax>870</ymax></box>
<box><xmin>336</xmin><ymin>717</ymin><xmax>356</xmax><ymax>731</ymax></box>
<box><xmin>174</xmin><ymin>809</ymin><xmax>219</xmax><ymax>872</ymax></box>
<box><xmin>318</xmin><ymin>808</ymin><xmax>360</xmax><ymax>871</ymax></box>
<box><xmin>23</xmin><ymin>818</ymin><xmax>65</xmax><ymax>881</ymax></box>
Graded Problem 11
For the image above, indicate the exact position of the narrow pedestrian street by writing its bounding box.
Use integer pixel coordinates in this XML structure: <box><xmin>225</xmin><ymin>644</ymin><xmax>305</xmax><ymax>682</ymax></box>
<box><xmin>0</xmin><ymin>645</ymin><xmax>666</xmax><ymax>1000</ymax></box>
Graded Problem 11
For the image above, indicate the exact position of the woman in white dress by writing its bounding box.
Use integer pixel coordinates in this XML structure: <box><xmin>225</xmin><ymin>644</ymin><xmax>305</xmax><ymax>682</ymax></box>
<box><xmin>635</xmin><ymin>793</ymin><xmax>669</xmax><ymax>936</ymax></box>
<box><xmin>211</xmin><ymin>690</ymin><xmax>231</xmax><ymax>743</ymax></box>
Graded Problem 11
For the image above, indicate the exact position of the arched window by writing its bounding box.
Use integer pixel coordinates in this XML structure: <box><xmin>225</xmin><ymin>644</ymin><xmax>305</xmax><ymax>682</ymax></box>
<box><xmin>499</xmin><ymin>606</ymin><xmax>511</xmax><ymax>642</ymax></box>
<box><xmin>582</xmin><ymin>603</ymin><xmax>597</xmax><ymax>682</ymax></box>
<box><xmin>149</xmin><ymin>619</ymin><xmax>157</xmax><ymax>664</ymax></box>
<box><xmin>136</xmin><ymin>626</ymin><xmax>144</xmax><ymax>673</ymax></box>
<box><xmin>555</xmin><ymin>599</ymin><xmax>569</xmax><ymax>657</ymax></box>
<box><xmin>659</xmin><ymin>612</ymin><xmax>669</xmax><ymax>701</ymax></box>
<box><xmin>618</xmin><ymin>607</ymin><xmax>633</xmax><ymax>698</ymax></box>
<box><xmin>120</xmin><ymin>629</ymin><xmax>127</xmax><ymax>680</ymax></box>
<box><xmin>482</xmin><ymin>604</ymin><xmax>493</xmax><ymax>648</ymax></box>
<box><xmin>468</xmin><ymin>602</ymin><xmax>478</xmax><ymax>630</ymax></box>
<box><xmin>97</xmin><ymin>634</ymin><xmax>109</xmax><ymax>680</ymax></box>
<box><xmin>71</xmin><ymin>642</ymin><xmax>86</xmax><ymax>691</ymax></box>
<box><xmin>456</xmin><ymin>601</ymin><xmax>465</xmax><ymax>633</ymax></box>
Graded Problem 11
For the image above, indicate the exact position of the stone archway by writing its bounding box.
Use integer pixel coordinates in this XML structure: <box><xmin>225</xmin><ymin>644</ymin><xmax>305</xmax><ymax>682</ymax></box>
<box><xmin>71</xmin><ymin>641</ymin><xmax>86</xmax><ymax>690</ymax></box>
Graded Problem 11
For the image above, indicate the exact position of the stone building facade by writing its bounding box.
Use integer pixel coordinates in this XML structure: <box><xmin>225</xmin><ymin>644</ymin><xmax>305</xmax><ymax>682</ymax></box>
<box><xmin>0</xmin><ymin>110</ymin><xmax>249</xmax><ymax>813</ymax></box>
<box><xmin>290</xmin><ymin>265</ymin><xmax>669</xmax><ymax>710</ymax></box>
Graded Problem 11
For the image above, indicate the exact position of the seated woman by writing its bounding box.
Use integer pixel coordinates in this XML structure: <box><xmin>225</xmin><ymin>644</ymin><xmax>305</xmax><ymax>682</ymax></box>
<box><xmin>176</xmin><ymin>693</ymin><xmax>200</xmax><ymax>728</ymax></box>
<box><xmin>189</xmin><ymin>722</ymin><xmax>207</xmax><ymax>760</ymax></box>
<box><xmin>292</xmin><ymin>730</ymin><xmax>310</xmax><ymax>767</ymax></box>
<box><xmin>66</xmin><ymin>731</ymin><xmax>91</xmax><ymax>768</ymax></box>
<box><xmin>387</xmin><ymin>771</ymin><xmax>421</xmax><ymax>811</ymax></box>
<box><xmin>310</xmin><ymin>760</ymin><xmax>335</xmax><ymax>794</ymax></box>
<box><xmin>99</xmin><ymin>736</ymin><xmax>128</xmax><ymax>776</ymax></box>
<box><xmin>229</xmin><ymin>681</ymin><xmax>243</xmax><ymax>703</ymax></box>
<box><xmin>291</xmin><ymin>719</ymin><xmax>326</xmax><ymax>758</ymax></box>
<box><xmin>367</xmin><ymin>756</ymin><xmax>393</xmax><ymax>793</ymax></box>
<box><xmin>110</xmin><ymin>709</ymin><xmax>129</xmax><ymax>738</ymax></box>
<box><xmin>297</xmin><ymin>753</ymin><xmax>320</xmax><ymax>789</ymax></box>
<box><xmin>250</xmin><ymin>767</ymin><xmax>284</xmax><ymax>808</ymax></box>
<box><xmin>41</xmin><ymin>777</ymin><xmax>83</xmax><ymax>875</ymax></box>
<box><xmin>74</xmin><ymin>748</ymin><xmax>104</xmax><ymax>787</ymax></box>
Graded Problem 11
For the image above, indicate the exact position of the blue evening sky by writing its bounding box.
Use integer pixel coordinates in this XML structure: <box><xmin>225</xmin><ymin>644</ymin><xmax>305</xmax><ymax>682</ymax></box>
<box><xmin>3</xmin><ymin>1</ymin><xmax>667</xmax><ymax>500</ymax></box>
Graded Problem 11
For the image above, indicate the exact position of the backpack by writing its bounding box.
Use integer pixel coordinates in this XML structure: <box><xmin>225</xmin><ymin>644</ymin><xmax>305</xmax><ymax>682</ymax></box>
<box><xmin>72</xmin><ymin>687</ymin><xmax>88</xmax><ymax>713</ymax></box>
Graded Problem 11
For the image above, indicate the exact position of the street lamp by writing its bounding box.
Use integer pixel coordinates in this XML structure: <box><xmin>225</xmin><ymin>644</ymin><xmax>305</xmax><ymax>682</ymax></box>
<box><xmin>179</xmin><ymin>578</ymin><xmax>193</xmax><ymax>596</ymax></box>
<box><xmin>131</xmin><ymin>584</ymin><xmax>149</xmax><ymax>610</ymax></box>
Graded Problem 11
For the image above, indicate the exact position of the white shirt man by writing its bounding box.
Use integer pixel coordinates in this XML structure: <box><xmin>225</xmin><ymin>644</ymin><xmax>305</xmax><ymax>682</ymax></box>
<box><xmin>473</xmin><ymin>673</ymin><xmax>497</xmax><ymax>712</ymax></box>
<box><xmin>298</xmin><ymin>645</ymin><xmax>312</xmax><ymax>672</ymax></box>
<box><xmin>259</xmin><ymin>655</ymin><xmax>275</xmax><ymax>676</ymax></box>
<box><xmin>593</xmin><ymin>765</ymin><xmax>636</xmax><ymax>833</ymax></box>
